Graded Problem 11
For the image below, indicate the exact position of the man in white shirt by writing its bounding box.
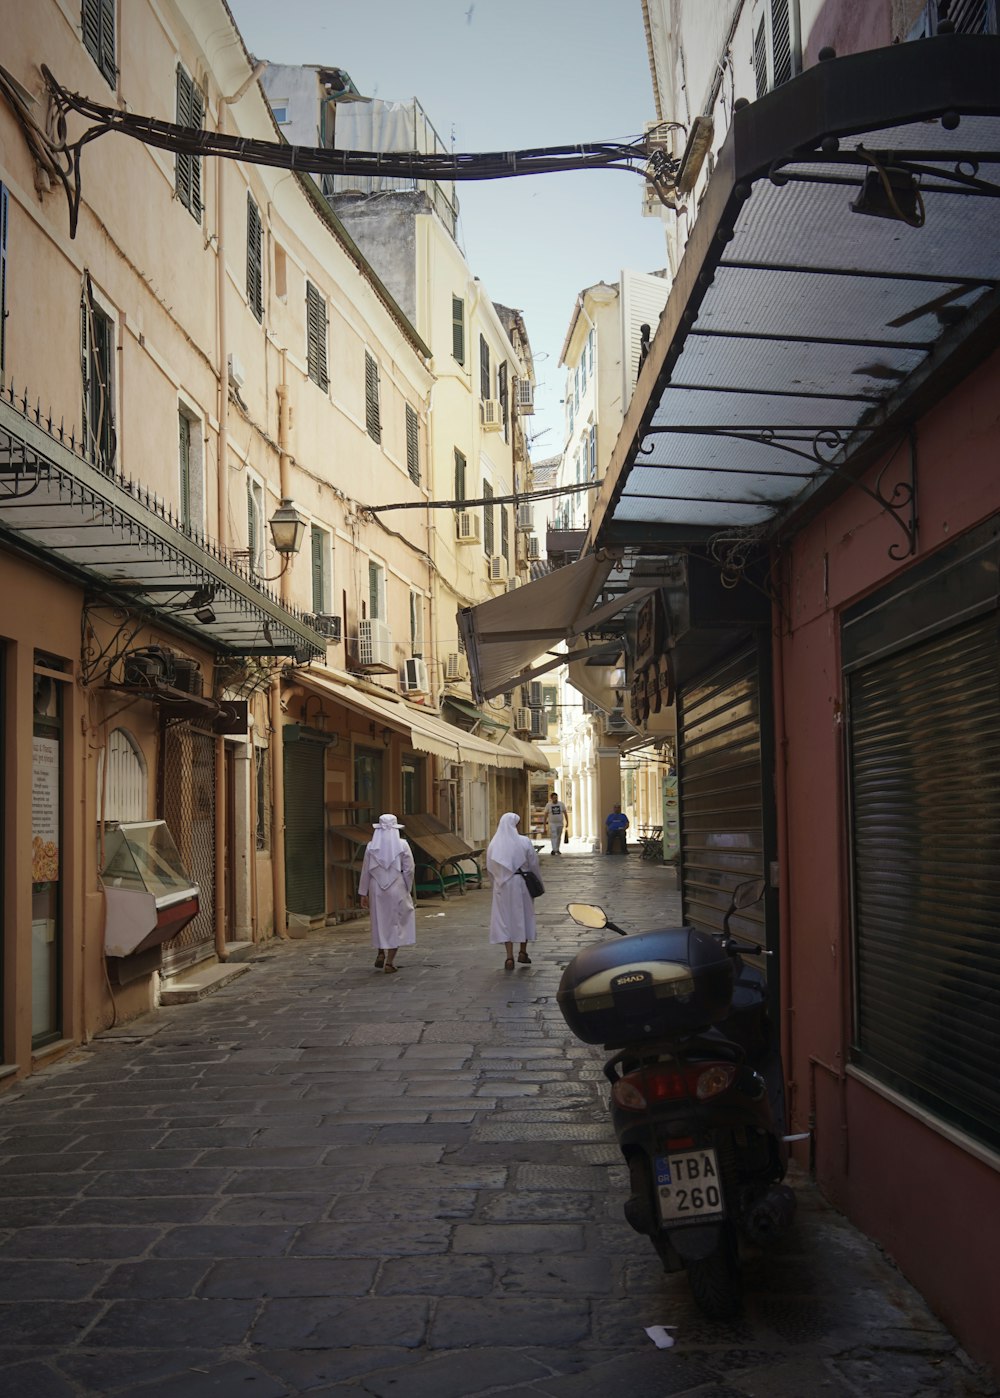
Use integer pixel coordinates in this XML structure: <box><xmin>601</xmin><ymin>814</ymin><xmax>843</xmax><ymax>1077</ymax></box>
<box><xmin>543</xmin><ymin>792</ymin><xmax>568</xmax><ymax>855</ymax></box>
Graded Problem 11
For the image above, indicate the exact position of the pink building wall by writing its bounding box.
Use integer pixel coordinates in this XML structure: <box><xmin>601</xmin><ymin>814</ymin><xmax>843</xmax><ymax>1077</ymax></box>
<box><xmin>777</xmin><ymin>348</ymin><xmax>1000</xmax><ymax>1370</ymax></box>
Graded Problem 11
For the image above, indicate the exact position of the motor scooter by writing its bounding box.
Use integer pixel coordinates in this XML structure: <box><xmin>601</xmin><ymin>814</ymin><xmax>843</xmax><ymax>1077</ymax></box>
<box><xmin>558</xmin><ymin>879</ymin><xmax>795</xmax><ymax>1319</ymax></box>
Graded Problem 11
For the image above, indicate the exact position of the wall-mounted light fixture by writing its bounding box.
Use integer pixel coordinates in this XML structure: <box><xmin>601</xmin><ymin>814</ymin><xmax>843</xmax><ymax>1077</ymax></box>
<box><xmin>269</xmin><ymin>498</ymin><xmax>309</xmax><ymax>556</ymax></box>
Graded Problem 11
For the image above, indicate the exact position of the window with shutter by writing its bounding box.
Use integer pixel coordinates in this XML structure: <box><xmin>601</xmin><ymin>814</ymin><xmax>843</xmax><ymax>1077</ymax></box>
<box><xmin>753</xmin><ymin>15</ymin><xmax>769</xmax><ymax>99</ymax></box>
<box><xmin>454</xmin><ymin>448</ymin><xmax>466</xmax><ymax>501</ymax></box>
<box><xmin>310</xmin><ymin>525</ymin><xmax>331</xmax><ymax>614</ymax></box>
<box><xmin>483</xmin><ymin>480</ymin><xmax>494</xmax><ymax>557</ymax></box>
<box><xmin>82</xmin><ymin>0</ymin><xmax>117</xmax><ymax>87</ymax></box>
<box><xmin>409</xmin><ymin>590</ymin><xmax>424</xmax><ymax>656</ymax></box>
<box><xmin>365</xmin><ymin>351</ymin><xmax>381</xmax><ymax>443</ymax></box>
<box><xmin>452</xmin><ymin>295</ymin><xmax>465</xmax><ymax>364</ymax></box>
<box><xmin>405</xmin><ymin>404</ymin><xmax>420</xmax><ymax>484</ymax></box>
<box><xmin>178</xmin><ymin>411</ymin><xmax>191</xmax><ymax>531</ymax></box>
<box><xmin>500</xmin><ymin>501</ymin><xmax>509</xmax><ymax>563</ymax></box>
<box><xmin>368</xmin><ymin>560</ymin><xmax>386</xmax><ymax>620</ymax></box>
<box><xmin>771</xmin><ymin>0</ymin><xmax>792</xmax><ymax>86</ymax></box>
<box><xmin>479</xmin><ymin>334</ymin><xmax>490</xmax><ymax>400</ymax></box>
<box><xmin>498</xmin><ymin>362</ymin><xmax>509</xmax><ymax>441</ymax></box>
<box><xmin>589</xmin><ymin>424</ymin><xmax>598</xmax><ymax>478</ymax></box>
<box><xmin>175</xmin><ymin>66</ymin><xmax>204</xmax><ymax>221</ymax></box>
<box><xmin>247</xmin><ymin>475</ymin><xmax>264</xmax><ymax>573</ymax></box>
<box><xmin>246</xmin><ymin>194</ymin><xmax>263</xmax><ymax>322</ymax></box>
<box><xmin>81</xmin><ymin>278</ymin><xmax>116</xmax><ymax>472</ymax></box>
<box><xmin>306</xmin><ymin>282</ymin><xmax>329</xmax><ymax>390</ymax></box>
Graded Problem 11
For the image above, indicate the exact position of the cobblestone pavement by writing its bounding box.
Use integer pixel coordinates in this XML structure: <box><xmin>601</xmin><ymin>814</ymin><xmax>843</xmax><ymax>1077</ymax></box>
<box><xmin>1</xmin><ymin>848</ymin><xmax>997</xmax><ymax>1397</ymax></box>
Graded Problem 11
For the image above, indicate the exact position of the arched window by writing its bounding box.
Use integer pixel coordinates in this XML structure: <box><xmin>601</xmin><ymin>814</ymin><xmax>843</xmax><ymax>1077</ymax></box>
<box><xmin>100</xmin><ymin>727</ymin><xmax>147</xmax><ymax>823</ymax></box>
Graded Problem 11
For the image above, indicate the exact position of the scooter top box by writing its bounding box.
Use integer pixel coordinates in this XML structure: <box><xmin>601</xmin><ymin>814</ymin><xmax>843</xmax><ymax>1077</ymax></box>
<box><xmin>557</xmin><ymin>926</ymin><xmax>735</xmax><ymax>1046</ymax></box>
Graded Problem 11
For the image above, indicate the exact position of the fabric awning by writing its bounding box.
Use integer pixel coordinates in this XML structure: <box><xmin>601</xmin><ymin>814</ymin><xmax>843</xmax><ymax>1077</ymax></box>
<box><xmin>458</xmin><ymin>553</ymin><xmax>654</xmax><ymax>701</ymax></box>
<box><xmin>500</xmin><ymin>733</ymin><xmax>553</xmax><ymax>772</ymax></box>
<box><xmin>442</xmin><ymin>695</ymin><xmax>511</xmax><ymax>731</ymax></box>
<box><xmin>294</xmin><ymin>666</ymin><xmax>522</xmax><ymax>769</ymax></box>
<box><xmin>0</xmin><ymin>394</ymin><xmax>324</xmax><ymax>658</ymax></box>
<box><xmin>588</xmin><ymin>35</ymin><xmax>1000</xmax><ymax>558</ymax></box>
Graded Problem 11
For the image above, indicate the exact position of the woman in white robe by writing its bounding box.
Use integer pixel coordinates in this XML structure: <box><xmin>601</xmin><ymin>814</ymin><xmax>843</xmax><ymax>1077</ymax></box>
<box><xmin>486</xmin><ymin>811</ymin><xmax>542</xmax><ymax>970</ymax></box>
<box><xmin>358</xmin><ymin>813</ymin><xmax>416</xmax><ymax>973</ymax></box>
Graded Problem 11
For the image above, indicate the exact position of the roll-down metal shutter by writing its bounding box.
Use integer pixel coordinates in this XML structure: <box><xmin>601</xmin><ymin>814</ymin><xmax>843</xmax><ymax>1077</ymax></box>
<box><xmin>283</xmin><ymin>731</ymin><xmax>327</xmax><ymax>916</ymax></box>
<box><xmin>676</xmin><ymin>639</ymin><xmax>772</xmax><ymax>954</ymax></box>
<box><xmin>847</xmin><ymin>612</ymin><xmax>1000</xmax><ymax>1150</ymax></box>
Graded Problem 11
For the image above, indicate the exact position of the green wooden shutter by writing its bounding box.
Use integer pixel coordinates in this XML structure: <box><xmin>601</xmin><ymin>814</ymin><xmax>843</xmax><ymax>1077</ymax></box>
<box><xmin>246</xmin><ymin>194</ymin><xmax>263</xmax><ymax>321</ymax></box>
<box><xmin>368</xmin><ymin>561</ymin><xmax>380</xmax><ymax>619</ymax></box>
<box><xmin>365</xmin><ymin>351</ymin><xmax>381</xmax><ymax>442</ymax></box>
<box><xmin>311</xmin><ymin>526</ymin><xmax>325</xmax><ymax>613</ymax></box>
<box><xmin>479</xmin><ymin>334</ymin><xmax>490</xmax><ymax>400</ymax></box>
<box><xmin>246</xmin><ymin>479</ymin><xmax>257</xmax><ymax>568</ymax></box>
<box><xmin>306</xmin><ymin>283</ymin><xmax>329</xmax><ymax>389</ymax></box>
<box><xmin>498</xmin><ymin>361</ymin><xmax>508</xmax><ymax>437</ymax></box>
<box><xmin>452</xmin><ymin>295</ymin><xmax>465</xmax><ymax>364</ymax></box>
<box><xmin>454</xmin><ymin>449</ymin><xmax>466</xmax><ymax>501</ymax></box>
<box><xmin>500</xmin><ymin>500</ymin><xmax>509</xmax><ymax>562</ymax></box>
<box><xmin>483</xmin><ymin>480</ymin><xmax>494</xmax><ymax>556</ymax></box>
<box><xmin>405</xmin><ymin>404</ymin><xmax>420</xmax><ymax>484</ymax></box>
<box><xmin>175</xmin><ymin>66</ymin><xmax>203</xmax><ymax>220</ymax></box>
<box><xmin>83</xmin><ymin>0</ymin><xmax>117</xmax><ymax>86</ymax></box>
<box><xmin>178</xmin><ymin>411</ymin><xmax>191</xmax><ymax>531</ymax></box>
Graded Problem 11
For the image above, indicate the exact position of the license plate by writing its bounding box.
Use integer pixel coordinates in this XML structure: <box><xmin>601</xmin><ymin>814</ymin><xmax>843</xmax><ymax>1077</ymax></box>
<box><xmin>653</xmin><ymin>1148</ymin><xmax>725</xmax><ymax>1223</ymax></box>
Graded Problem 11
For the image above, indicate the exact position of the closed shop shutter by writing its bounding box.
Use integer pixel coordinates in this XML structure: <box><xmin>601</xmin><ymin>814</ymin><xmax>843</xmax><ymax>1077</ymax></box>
<box><xmin>846</xmin><ymin>611</ymin><xmax>1000</xmax><ymax>1150</ymax></box>
<box><xmin>284</xmin><ymin>732</ymin><xmax>326</xmax><ymax>916</ymax></box>
<box><xmin>676</xmin><ymin>640</ymin><xmax>772</xmax><ymax>957</ymax></box>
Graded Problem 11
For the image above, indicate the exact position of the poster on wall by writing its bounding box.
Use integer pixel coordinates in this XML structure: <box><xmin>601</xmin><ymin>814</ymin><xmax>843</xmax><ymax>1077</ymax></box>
<box><xmin>32</xmin><ymin>735</ymin><xmax>60</xmax><ymax>883</ymax></box>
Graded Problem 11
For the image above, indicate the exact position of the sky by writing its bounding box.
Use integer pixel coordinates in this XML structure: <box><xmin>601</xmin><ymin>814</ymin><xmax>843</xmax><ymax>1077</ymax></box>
<box><xmin>227</xmin><ymin>0</ymin><xmax>670</xmax><ymax>461</ymax></box>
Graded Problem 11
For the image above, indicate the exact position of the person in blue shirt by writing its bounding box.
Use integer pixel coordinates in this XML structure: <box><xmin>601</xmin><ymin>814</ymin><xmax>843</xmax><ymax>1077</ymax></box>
<box><xmin>605</xmin><ymin>803</ymin><xmax>629</xmax><ymax>855</ymax></box>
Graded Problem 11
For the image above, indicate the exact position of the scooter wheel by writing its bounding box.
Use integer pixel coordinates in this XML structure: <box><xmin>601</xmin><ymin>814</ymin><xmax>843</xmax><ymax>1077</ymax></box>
<box><xmin>685</xmin><ymin>1224</ymin><xmax>741</xmax><ymax>1320</ymax></box>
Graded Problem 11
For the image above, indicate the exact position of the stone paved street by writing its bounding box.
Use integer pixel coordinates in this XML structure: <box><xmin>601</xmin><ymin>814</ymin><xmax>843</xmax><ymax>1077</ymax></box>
<box><xmin>1</xmin><ymin>849</ymin><xmax>996</xmax><ymax>1397</ymax></box>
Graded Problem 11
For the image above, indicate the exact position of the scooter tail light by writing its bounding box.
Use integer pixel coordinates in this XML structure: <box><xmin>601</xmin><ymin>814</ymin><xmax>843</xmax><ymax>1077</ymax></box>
<box><xmin>696</xmin><ymin>1063</ymin><xmax>738</xmax><ymax>1099</ymax></box>
<box><xmin>612</xmin><ymin>1075</ymin><xmax>648</xmax><ymax>1111</ymax></box>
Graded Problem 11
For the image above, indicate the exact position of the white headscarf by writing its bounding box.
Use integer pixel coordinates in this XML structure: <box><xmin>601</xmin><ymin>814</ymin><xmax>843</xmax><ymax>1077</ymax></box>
<box><xmin>369</xmin><ymin>813</ymin><xmax>405</xmax><ymax>868</ymax></box>
<box><xmin>486</xmin><ymin>811</ymin><xmax>527</xmax><ymax>874</ymax></box>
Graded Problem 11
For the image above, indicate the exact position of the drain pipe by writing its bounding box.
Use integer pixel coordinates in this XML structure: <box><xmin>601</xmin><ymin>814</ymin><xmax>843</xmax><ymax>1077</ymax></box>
<box><xmin>271</xmin><ymin>348</ymin><xmax>292</xmax><ymax>938</ymax></box>
<box><xmin>213</xmin><ymin>95</ymin><xmax>229</xmax><ymax>961</ymax></box>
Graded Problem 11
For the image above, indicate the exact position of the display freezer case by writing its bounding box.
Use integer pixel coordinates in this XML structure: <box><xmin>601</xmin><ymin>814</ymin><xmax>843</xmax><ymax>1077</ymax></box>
<box><xmin>101</xmin><ymin>820</ymin><xmax>200</xmax><ymax>957</ymax></box>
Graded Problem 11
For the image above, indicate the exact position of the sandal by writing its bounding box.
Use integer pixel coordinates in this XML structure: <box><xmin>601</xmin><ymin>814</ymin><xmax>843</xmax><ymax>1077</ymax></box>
<box><xmin>384</xmin><ymin>963</ymin><xmax>398</xmax><ymax>974</ymax></box>
<box><xmin>374</xmin><ymin>951</ymin><xmax>385</xmax><ymax>968</ymax></box>
<box><xmin>517</xmin><ymin>951</ymin><xmax>532</xmax><ymax>964</ymax></box>
<box><xmin>504</xmin><ymin>958</ymin><xmax>515</xmax><ymax>970</ymax></box>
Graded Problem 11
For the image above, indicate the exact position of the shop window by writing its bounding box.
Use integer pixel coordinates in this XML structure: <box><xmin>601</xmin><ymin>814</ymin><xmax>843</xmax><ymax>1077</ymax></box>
<box><xmin>32</xmin><ymin>653</ymin><xmax>71</xmax><ymax>1048</ymax></box>
<box><xmin>255</xmin><ymin>744</ymin><xmax>270</xmax><ymax>852</ymax></box>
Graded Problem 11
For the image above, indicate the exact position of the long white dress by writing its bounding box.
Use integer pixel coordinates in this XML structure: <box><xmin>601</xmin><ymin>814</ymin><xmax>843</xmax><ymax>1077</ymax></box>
<box><xmin>358</xmin><ymin>839</ymin><xmax>416</xmax><ymax>950</ymax></box>
<box><xmin>486</xmin><ymin>813</ymin><xmax>542</xmax><ymax>945</ymax></box>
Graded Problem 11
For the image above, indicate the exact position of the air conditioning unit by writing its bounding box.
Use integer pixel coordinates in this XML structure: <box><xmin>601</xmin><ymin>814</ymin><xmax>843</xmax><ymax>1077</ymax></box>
<box><xmin>530</xmin><ymin>709</ymin><xmax>548</xmax><ymax>740</ymax></box>
<box><xmin>445</xmin><ymin>651</ymin><xmax>469</xmax><ymax>682</ymax></box>
<box><xmin>455</xmin><ymin>510</ymin><xmax>481</xmax><ymax>544</ymax></box>
<box><xmin>357</xmin><ymin>617</ymin><xmax>393</xmax><ymax>669</ymax></box>
<box><xmin>516</xmin><ymin>379</ymin><xmax>534</xmax><ymax>415</ymax></box>
<box><xmin>516</xmin><ymin>503</ymin><xmax>534</xmax><ymax>532</ymax></box>
<box><xmin>227</xmin><ymin>353</ymin><xmax>246</xmax><ymax>391</ymax></box>
<box><xmin>122</xmin><ymin>646</ymin><xmax>174</xmax><ymax>687</ymax></box>
<box><xmin>305</xmin><ymin>613</ymin><xmax>342</xmax><ymax>642</ymax></box>
<box><xmin>605</xmin><ymin>707</ymin><xmax>629</xmax><ymax>732</ymax></box>
<box><xmin>489</xmin><ymin>555</ymin><xmax>507</xmax><ymax>582</ymax></box>
<box><xmin>170</xmin><ymin>656</ymin><xmax>204</xmax><ymax>696</ymax></box>
<box><xmin>401</xmin><ymin>657</ymin><xmax>429</xmax><ymax>693</ymax></box>
<box><xmin>513</xmin><ymin>706</ymin><xmax>532</xmax><ymax>734</ymax></box>
<box><xmin>481</xmin><ymin>398</ymin><xmax>502</xmax><ymax>431</ymax></box>
<box><xmin>527</xmin><ymin>536</ymin><xmax>542</xmax><ymax>560</ymax></box>
<box><xmin>506</xmin><ymin>577</ymin><xmax>521</xmax><ymax>593</ymax></box>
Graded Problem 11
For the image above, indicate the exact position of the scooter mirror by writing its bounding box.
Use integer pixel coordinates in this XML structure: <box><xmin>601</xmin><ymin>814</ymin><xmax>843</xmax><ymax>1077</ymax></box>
<box><xmin>732</xmin><ymin>877</ymin><xmax>766</xmax><ymax>911</ymax></box>
<box><xmin>567</xmin><ymin>902</ymin><xmax>608</xmax><ymax>930</ymax></box>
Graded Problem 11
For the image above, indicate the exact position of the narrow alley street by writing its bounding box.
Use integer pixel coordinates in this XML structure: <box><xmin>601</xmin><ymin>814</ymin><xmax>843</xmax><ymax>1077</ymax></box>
<box><xmin>0</xmin><ymin>852</ymin><xmax>995</xmax><ymax>1398</ymax></box>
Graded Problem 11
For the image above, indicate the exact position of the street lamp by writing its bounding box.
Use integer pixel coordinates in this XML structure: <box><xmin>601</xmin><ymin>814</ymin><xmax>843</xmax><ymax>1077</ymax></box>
<box><xmin>268</xmin><ymin>498</ymin><xmax>308</xmax><ymax>556</ymax></box>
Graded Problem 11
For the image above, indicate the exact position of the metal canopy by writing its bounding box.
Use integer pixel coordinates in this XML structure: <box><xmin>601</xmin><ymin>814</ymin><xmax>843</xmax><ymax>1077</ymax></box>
<box><xmin>0</xmin><ymin>393</ymin><xmax>325</xmax><ymax>659</ymax></box>
<box><xmin>590</xmin><ymin>35</ymin><xmax>1000</xmax><ymax>559</ymax></box>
